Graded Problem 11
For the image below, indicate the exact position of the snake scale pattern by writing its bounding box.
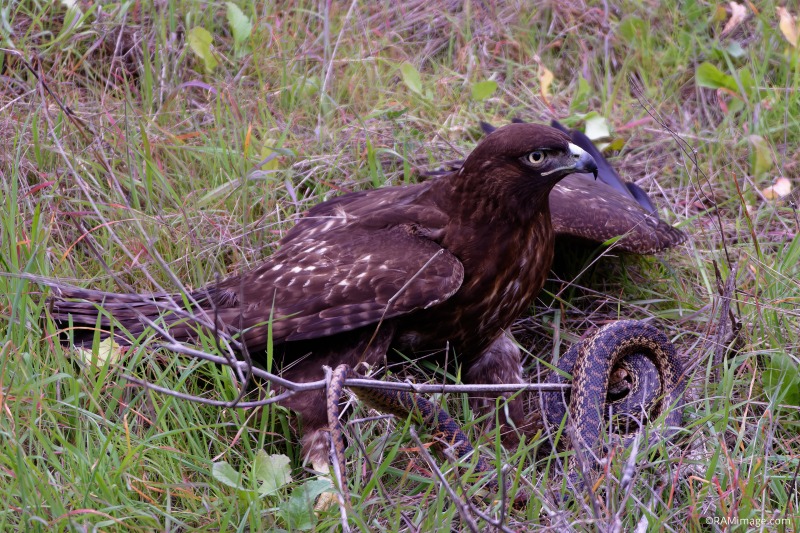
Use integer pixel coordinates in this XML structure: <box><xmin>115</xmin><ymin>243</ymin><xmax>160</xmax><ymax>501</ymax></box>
<box><xmin>326</xmin><ymin>320</ymin><xmax>686</xmax><ymax>504</ymax></box>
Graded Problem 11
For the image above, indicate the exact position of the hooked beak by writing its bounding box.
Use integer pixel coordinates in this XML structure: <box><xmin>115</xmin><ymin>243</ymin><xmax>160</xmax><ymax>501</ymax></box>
<box><xmin>568</xmin><ymin>142</ymin><xmax>598</xmax><ymax>179</ymax></box>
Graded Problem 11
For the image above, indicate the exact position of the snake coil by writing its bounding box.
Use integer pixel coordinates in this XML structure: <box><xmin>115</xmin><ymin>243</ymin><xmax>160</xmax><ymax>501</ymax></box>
<box><xmin>325</xmin><ymin>319</ymin><xmax>686</xmax><ymax>504</ymax></box>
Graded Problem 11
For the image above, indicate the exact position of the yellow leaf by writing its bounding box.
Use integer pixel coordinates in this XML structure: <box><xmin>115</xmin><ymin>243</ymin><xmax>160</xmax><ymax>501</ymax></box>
<box><xmin>538</xmin><ymin>64</ymin><xmax>554</xmax><ymax>104</ymax></box>
<box><xmin>75</xmin><ymin>337</ymin><xmax>126</xmax><ymax>371</ymax></box>
<box><xmin>260</xmin><ymin>142</ymin><xmax>280</xmax><ymax>171</ymax></box>
<box><xmin>762</xmin><ymin>177</ymin><xmax>793</xmax><ymax>200</ymax></box>
<box><xmin>748</xmin><ymin>135</ymin><xmax>773</xmax><ymax>176</ymax></box>
<box><xmin>244</xmin><ymin>124</ymin><xmax>252</xmax><ymax>155</ymax></box>
<box><xmin>777</xmin><ymin>7</ymin><xmax>799</xmax><ymax>48</ymax></box>
<box><xmin>722</xmin><ymin>2</ymin><xmax>747</xmax><ymax>36</ymax></box>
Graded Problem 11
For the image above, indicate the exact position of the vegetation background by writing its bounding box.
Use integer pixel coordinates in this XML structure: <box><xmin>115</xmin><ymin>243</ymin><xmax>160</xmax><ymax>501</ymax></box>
<box><xmin>1</xmin><ymin>0</ymin><xmax>798</xmax><ymax>531</ymax></box>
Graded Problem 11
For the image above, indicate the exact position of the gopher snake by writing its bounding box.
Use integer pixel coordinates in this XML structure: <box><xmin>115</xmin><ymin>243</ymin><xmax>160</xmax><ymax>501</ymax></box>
<box><xmin>542</xmin><ymin>320</ymin><xmax>685</xmax><ymax>449</ymax></box>
<box><xmin>326</xmin><ymin>320</ymin><xmax>686</xmax><ymax>504</ymax></box>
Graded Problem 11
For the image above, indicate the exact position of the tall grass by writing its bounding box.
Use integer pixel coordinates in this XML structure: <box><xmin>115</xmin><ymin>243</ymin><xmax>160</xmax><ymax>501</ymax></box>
<box><xmin>1</xmin><ymin>1</ymin><xmax>798</xmax><ymax>530</ymax></box>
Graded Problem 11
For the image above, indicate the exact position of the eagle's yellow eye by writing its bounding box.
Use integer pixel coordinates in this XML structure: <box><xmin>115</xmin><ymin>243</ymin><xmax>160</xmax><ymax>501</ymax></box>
<box><xmin>527</xmin><ymin>151</ymin><xmax>545</xmax><ymax>165</ymax></box>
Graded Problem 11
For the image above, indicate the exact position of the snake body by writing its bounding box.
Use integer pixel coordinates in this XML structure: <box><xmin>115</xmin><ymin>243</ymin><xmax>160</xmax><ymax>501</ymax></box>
<box><xmin>542</xmin><ymin>320</ymin><xmax>685</xmax><ymax>454</ymax></box>
<box><xmin>325</xmin><ymin>320</ymin><xmax>685</xmax><ymax>504</ymax></box>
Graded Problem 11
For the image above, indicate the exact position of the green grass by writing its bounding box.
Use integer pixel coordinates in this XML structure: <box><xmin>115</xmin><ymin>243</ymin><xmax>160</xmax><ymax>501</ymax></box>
<box><xmin>1</xmin><ymin>0</ymin><xmax>799</xmax><ymax>531</ymax></box>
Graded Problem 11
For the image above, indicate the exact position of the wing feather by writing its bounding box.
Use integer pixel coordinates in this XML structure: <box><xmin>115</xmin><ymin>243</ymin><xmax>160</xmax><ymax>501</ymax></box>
<box><xmin>550</xmin><ymin>174</ymin><xmax>685</xmax><ymax>254</ymax></box>
<box><xmin>203</xmin><ymin>205</ymin><xmax>463</xmax><ymax>348</ymax></box>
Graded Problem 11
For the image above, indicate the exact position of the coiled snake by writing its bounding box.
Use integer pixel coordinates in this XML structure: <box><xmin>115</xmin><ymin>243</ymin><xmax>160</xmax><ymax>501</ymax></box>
<box><xmin>326</xmin><ymin>320</ymin><xmax>686</xmax><ymax>504</ymax></box>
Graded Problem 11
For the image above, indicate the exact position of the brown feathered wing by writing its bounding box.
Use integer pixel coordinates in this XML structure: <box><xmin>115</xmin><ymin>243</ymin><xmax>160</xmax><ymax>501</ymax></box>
<box><xmin>50</xmin><ymin>182</ymin><xmax>464</xmax><ymax>351</ymax></box>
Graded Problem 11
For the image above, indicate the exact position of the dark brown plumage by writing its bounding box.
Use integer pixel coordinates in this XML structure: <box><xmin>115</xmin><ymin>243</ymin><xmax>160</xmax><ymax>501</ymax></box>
<box><xmin>49</xmin><ymin>123</ymin><xmax>598</xmax><ymax>467</ymax></box>
<box><xmin>428</xmin><ymin>120</ymin><xmax>686</xmax><ymax>254</ymax></box>
<box><xmin>546</xmin><ymin>119</ymin><xmax>685</xmax><ymax>254</ymax></box>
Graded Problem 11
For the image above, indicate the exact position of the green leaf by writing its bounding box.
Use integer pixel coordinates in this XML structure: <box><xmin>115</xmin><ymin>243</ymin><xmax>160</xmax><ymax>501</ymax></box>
<box><xmin>736</xmin><ymin>67</ymin><xmax>755</xmax><ymax>97</ymax></box>
<box><xmin>748</xmin><ymin>135</ymin><xmax>773</xmax><ymax>177</ymax></box>
<box><xmin>212</xmin><ymin>461</ymin><xmax>244</xmax><ymax>490</ymax></box>
<box><xmin>584</xmin><ymin>115</ymin><xmax>610</xmax><ymax>141</ymax></box>
<box><xmin>384</xmin><ymin>107</ymin><xmax>408</xmax><ymax>120</ymax></box>
<box><xmin>571</xmin><ymin>76</ymin><xmax>591</xmax><ymax>111</ymax></box>
<box><xmin>399</xmin><ymin>62</ymin><xmax>423</xmax><ymax>95</ymax></box>
<box><xmin>471</xmin><ymin>80</ymin><xmax>498</xmax><ymax>101</ymax></box>
<box><xmin>226</xmin><ymin>2</ymin><xmax>252</xmax><ymax>49</ymax></box>
<box><xmin>188</xmin><ymin>27</ymin><xmax>218</xmax><ymax>72</ymax></box>
<box><xmin>279</xmin><ymin>479</ymin><xmax>332</xmax><ymax>531</ymax></box>
<box><xmin>260</xmin><ymin>142</ymin><xmax>280</xmax><ymax>171</ymax></box>
<box><xmin>253</xmin><ymin>451</ymin><xmax>292</xmax><ymax>497</ymax></box>
<box><xmin>779</xmin><ymin>232</ymin><xmax>800</xmax><ymax>273</ymax></box>
<box><xmin>762</xmin><ymin>353</ymin><xmax>800</xmax><ymax>407</ymax></box>
<box><xmin>695</xmin><ymin>62</ymin><xmax>737</xmax><ymax>92</ymax></box>
<box><xmin>725</xmin><ymin>40</ymin><xmax>746</xmax><ymax>58</ymax></box>
<box><xmin>618</xmin><ymin>16</ymin><xmax>646</xmax><ymax>43</ymax></box>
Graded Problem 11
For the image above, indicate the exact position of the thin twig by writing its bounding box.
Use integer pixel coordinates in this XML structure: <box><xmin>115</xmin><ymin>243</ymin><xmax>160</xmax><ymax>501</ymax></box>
<box><xmin>408</xmin><ymin>428</ymin><xmax>480</xmax><ymax>533</ymax></box>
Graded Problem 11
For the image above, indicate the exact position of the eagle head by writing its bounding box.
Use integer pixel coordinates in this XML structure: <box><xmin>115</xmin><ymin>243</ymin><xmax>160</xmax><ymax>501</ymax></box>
<box><xmin>458</xmin><ymin>123</ymin><xmax>599</xmax><ymax>214</ymax></box>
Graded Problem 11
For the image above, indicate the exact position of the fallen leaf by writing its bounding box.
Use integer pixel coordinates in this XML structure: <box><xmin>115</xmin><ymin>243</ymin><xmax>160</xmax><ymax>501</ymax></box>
<box><xmin>748</xmin><ymin>135</ymin><xmax>773</xmax><ymax>176</ymax></box>
<box><xmin>75</xmin><ymin>337</ymin><xmax>126</xmax><ymax>370</ymax></box>
<box><xmin>722</xmin><ymin>2</ymin><xmax>747</xmax><ymax>36</ymax></box>
<box><xmin>778</xmin><ymin>7</ymin><xmax>799</xmax><ymax>48</ymax></box>
<box><xmin>538</xmin><ymin>64</ymin><xmax>554</xmax><ymax>104</ymax></box>
<box><xmin>584</xmin><ymin>115</ymin><xmax>611</xmax><ymax>141</ymax></box>
<box><xmin>762</xmin><ymin>177</ymin><xmax>793</xmax><ymax>200</ymax></box>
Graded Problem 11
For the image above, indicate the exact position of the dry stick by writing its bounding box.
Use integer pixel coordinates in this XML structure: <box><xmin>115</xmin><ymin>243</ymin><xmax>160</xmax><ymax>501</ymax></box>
<box><xmin>711</xmin><ymin>262</ymin><xmax>740</xmax><ymax>382</ymax></box>
<box><xmin>87</xmin><ymin>305</ymin><xmax>570</xmax><ymax>408</ymax></box>
<box><xmin>407</xmin><ymin>428</ymin><xmax>480</xmax><ymax>533</ymax></box>
<box><xmin>121</xmin><ymin>345</ymin><xmax>569</xmax><ymax>409</ymax></box>
<box><xmin>497</xmin><ymin>465</ymin><xmax>510</xmax><ymax>531</ymax></box>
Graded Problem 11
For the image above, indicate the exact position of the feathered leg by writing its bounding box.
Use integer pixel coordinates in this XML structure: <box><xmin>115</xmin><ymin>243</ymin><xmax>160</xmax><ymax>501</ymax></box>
<box><xmin>465</xmin><ymin>333</ymin><xmax>528</xmax><ymax>447</ymax></box>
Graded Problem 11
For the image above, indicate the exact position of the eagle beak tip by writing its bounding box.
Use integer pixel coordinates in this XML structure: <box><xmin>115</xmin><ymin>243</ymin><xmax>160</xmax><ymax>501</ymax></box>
<box><xmin>569</xmin><ymin>142</ymin><xmax>598</xmax><ymax>179</ymax></box>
